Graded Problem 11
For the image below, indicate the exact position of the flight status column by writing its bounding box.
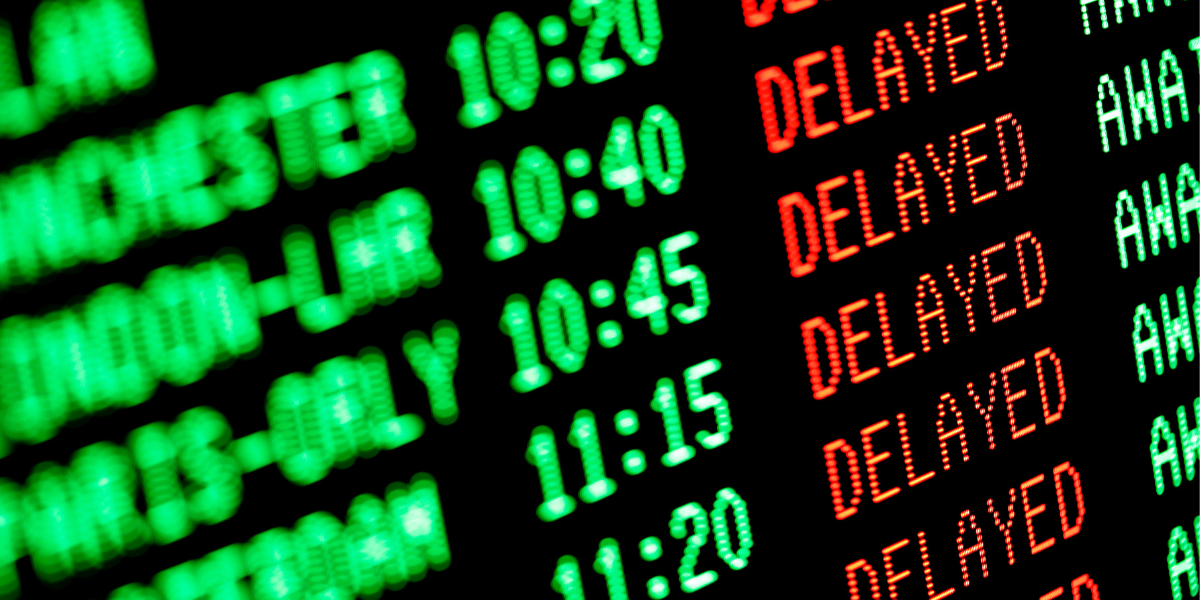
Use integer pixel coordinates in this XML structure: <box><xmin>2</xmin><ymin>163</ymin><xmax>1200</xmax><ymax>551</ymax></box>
<box><xmin>733</xmin><ymin>0</ymin><xmax>1197</xmax><ymax>598</ymax></box>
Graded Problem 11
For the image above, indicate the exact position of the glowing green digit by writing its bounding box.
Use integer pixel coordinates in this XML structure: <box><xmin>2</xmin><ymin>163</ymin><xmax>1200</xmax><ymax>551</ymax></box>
<box><xmin>513</xmin><ymin>146</ymin><xmax>566</xmax><ymax>243</ymax></box>
<box><xmin>684</xmin><ymin>359</ymin><xmax>731</xmax><ymax>449</ymax></box>
<box><xmin>638</xmin><ymin>105</ymin><xmax>685</xmax><ymax>195</ymax></box>
<box><xmin>574</xmin><ymin>0</ymin><xmax>627</xmax><ymax>83</ymax></box>
<box><xmin>501</xmin><ymin>294</ymin><xmax>553</xmax><ymax>392</ymax></box>
<box><xmin>552</xmin><ymin>555</ymin><xmax>586</xmax><ymax>600</ymax></box>
<box><xmin>539</xmin><ymin>279</ymin><xmax>591</xmax><ymax>374</ymax></box>
<box><xmin>660</xmin><ymin>232</ymin><xmax>709</xmax><ymax>324</ymax></box>
<box><xmin>651</xmin><ymin>378</ymin><xmax>695</xmax><ymax>467</ymax></box>
<box><xmin>528</xmin><ymin>427</ymin><xmax>577</xmax><ymax>522</ymax></box>
<box><xmin>669</xmin><ymin>502</ymin><xmax>717</xmax><ymax>592</ymax></box>
<box><xmin>447</xmin><ymin>25</ymin><xmax>502</xmax><ymax>128</ymax></box>
<box><xmin>615</xmin><ymin>0</ymin><xmax>663</xmax><ymax>66</ymax></box>
<box><xmin>486</xmin><ymin>12</ymin><xmax>541</xmax><ymax>111</ymax></box>
<box><xmin>710</xmin><ymin>488</ymin><xmax>752</xmax><ymax>570</ymax></box>
<box><xmin>594</xmin><ymin>539</ymin><xmax>630</xmax><ymax>600</ymax></box>
<box><xmin>570</xmin><ymin>410</ymin><xmax>617</xmax><ymax>503</ymax></box>
<box><xmin>475</xmin><ymin>160</ymin><xmax>528</xmax><ymax>261</ymax></box>
<box><xmin>625</xmin><ymin>248</ymin><xmax>669</xmax><ymax>334</ymax></box>
<box><xmin>601</xmin><ymin>117</ymin><xmax>645</xmax><ymax>206</ymax></box>
<box><xmin>347</xmin><ymin>50</ymin><xmax>416</xmax><ymax>159</ymax></box>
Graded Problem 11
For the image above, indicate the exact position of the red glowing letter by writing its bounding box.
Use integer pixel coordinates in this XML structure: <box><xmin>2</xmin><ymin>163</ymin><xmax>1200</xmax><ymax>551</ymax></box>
<box><xmin>936</xmin><ymin>393</ymin><xmax>970</xmax><ymax>470</ymax></box>
<box><xmin>974</xmin><ymin>0</ymin><xmax>1007</xmax><ymax>72</ymax></box>
<box><xmin>994</xmin><ymin>113</ymin><xmax>1027</xmax><ymax>191</ymax></box>
<box><xmin>1020</xmin><ymin>473</ymin><xmax>1056</xmax><ymax>555</ymax></box>
<box><xmin>1034</xmin><ymin>347</ymin><xmax>1067</xmax><ymax>425</ymax></box>
<box><xmin>872</xmin><ymin>29</ymin><xmax>909</xmax><ymax>111</ymax></box>
<box><xmin>960</xmin><ymin>122</ymin><xmax>997</xmax><ymax>203</ymax></box>
<box><xmin>987</xmin><ymin>488</ymin><xmax>1018</xmax><ymax>565</ymax></box>
<box><xmin>845</xmin><ymin>558</ymin><xmax>883</xmax><ymax>600</ymax></box>
<box><xmin>819</xmin><ymin>176</ymin><xmax>862</xmax><ymax>263</ymax></box>
<box><xmin>860</xmin><ymin>419</ymin><xmax>901</xmax><ymax>503</ymax></box>
<box><xmin>981</xmin><ymin>241</ymin><xmax>1016</xmax><ymax>323</ymax></box>
<box><xmin>1002</xmin><ymin>358</ymin><xmax>1035</xmax><ymax>439</ymax></box>
<box><xmin>779</xmin><ymin>192</ymin><xmax>823</xmax><ymax>277</ymax></box>
<box><xmin>957</xmin><ymin>509</ymin><xmax>988</xmax><ymax>586</ymax></box>
<box><xmin>794</xmin><ymin>50</ymin><xmax>839</xmax><ymax>139</ymax></box>
<box><xmin>840</xmin><ymin>298</ymin><xmax>879</xmax><ymax>383</ymax></box>
<box><xmin>741</xmin><ymin>0</ymin><xmax>776</xmax><ymax>27</ymax></box>
<box><xmin>824</xmin><ymin>438</ymin><xmax>864</xmax><ymax>519</ymax></box>
<box><xmin>802</xmin><ymin>316</ymin><xmax>842</xmax><ymax>399</ymax></box>
<box><xmin>1014</xmin><ymin>231</ymin><xmax>1048</xmax><ymax>309</ymax></box>
<box><xmin>755</xmin><ymin>66</ymin><xmax>800</xmax><ymax>153</ymax></box>
<box><xmin>1052</xmin><ymin>461</ymin><xmax>1084</xmax><ymax>539</ymax></box>
<box><xmin>831</xmin><ymin>45</ymin><xmax>874</xmax><ymax>125</ymax></box>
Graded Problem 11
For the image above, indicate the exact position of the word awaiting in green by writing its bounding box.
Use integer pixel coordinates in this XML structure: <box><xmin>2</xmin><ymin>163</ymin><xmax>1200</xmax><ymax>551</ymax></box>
<box><xmin>1115</xmin><ymin>161</ymin><xmax>1199</xmax><ymax>268</ymax></box>
<box><xmin>0</xmin><ymin>49</ymin><xmax>412</xmax><ymax>295</ymax></box>
<box><xmin>1131</xmin><ymin>279</ymin><xmax>1198</xmax><ymax>382</ymax></box>
<box><xmin>1095</xmin><ymin>40</ymin><xmax>1192</xmax><ymax>153</ymax></box>
<box><xmin>0</xmin><ymin>0</ymin><xmax>155</xmax><ymax>138</ymax></box>
<box><xmin>1079</xmin><ymin>0</ymin><xmax>1179</xmax><ymax>36</ymax></box>
<box><xmin>1150</xmin><ymin>398</ymin><xmax>1200</xmax><ymax>495</ymax></box>
<box><xmin>108</xmin><ymin>474</ymin><xmax>450</xmax><ymax>600</ymax></box>
<box><xmin>1167</xmin><ymin>516</ymin><xmax>1200</xmax><ymax>600</ymax></box>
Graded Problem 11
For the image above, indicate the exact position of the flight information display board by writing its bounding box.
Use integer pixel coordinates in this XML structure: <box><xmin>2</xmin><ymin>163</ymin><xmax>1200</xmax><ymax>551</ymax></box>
<box><xmin>0</xmin><ymin>1</ymin><xmax>1196</xmax><ymax>598</ymax></box>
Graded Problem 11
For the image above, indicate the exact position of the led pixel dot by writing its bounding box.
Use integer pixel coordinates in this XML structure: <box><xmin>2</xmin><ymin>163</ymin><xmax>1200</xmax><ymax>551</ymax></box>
<box><xmin>597</xmin><ymin>320</ymin><xmax>624</xmax><ymax>348</ymax></box>
<box><xmin>614</xmin><ymin>409</ymin><xmax>640</xmax><ymax>435</ymax></box>
<box><xmin>572</xmin><ymin>189</ymin><xmax>599</xmax><ymax>218</ymax></box>
<box><xmin>590</xmin><ymin>279</ymin><xmax>616</xmax><ymax>307</ymax></box>
<box><xmin>622</xmin><ymin>449</ymin><xmax>647</xmax><ymax>475</ymax></box>
<box><xmin>538</xmin><ymin>15</ymin><xmax>568</xmax><ymax>46</ymax></box>
<box><xmin>564</xmin><ymin>147</ymin><xmax>593</xmax><ymax>178</ymax></box>
<box><xmin>640</xmin><ymin>536</ymin><xmax>664</xmax><ymax>561</ymax></box>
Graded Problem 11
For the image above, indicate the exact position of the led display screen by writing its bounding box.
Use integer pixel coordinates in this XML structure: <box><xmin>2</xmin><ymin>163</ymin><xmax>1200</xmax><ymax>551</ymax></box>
<box><xmin>0</xmin><ymin>1</ymin><xmax>1196</xmax><ymax>598</ymax></box>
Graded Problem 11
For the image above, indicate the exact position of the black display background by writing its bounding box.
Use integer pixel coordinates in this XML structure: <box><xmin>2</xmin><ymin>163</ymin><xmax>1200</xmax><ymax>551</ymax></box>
<box><xmin>0</xmin><ymin>0</ymin><xmax>1196</xmax><ymax>598</ymax></box>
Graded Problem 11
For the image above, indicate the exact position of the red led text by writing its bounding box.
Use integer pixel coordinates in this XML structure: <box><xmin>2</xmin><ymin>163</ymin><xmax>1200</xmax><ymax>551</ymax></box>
<box><xmin>779</xmin><ymin>111</ymin><xmax>1028</xmax><ymax>278</ymax></box>
<box><xmin>800</xmin><ymin>230</ymin><xmax>1050</xmax><ymax>401</ymax></box>
<box><xmin>842</xmin><ymin>459</ymin><xmax>1086</xmax><ymax>599</ymax></box>
<box><xmin>823</xmin><ymin>345</ymin><xmax>1067</xmax><ymax>520</ymax></box>
<box><xmin>754</xmin><ymin>0</ymin><xmax>1008</xmax><ymax>152</ymax></box>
